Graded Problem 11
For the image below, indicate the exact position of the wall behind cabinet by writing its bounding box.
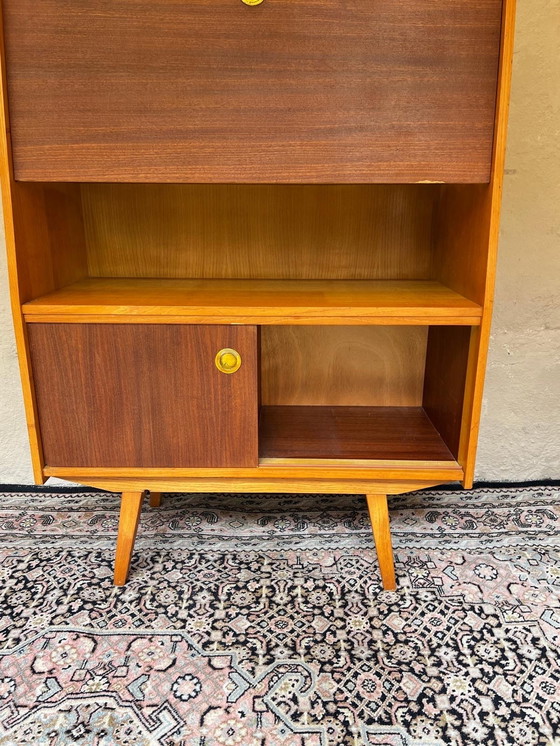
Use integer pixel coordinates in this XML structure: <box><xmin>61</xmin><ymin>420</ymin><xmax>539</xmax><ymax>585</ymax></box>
<box><xmin>474</xmin><ymin>0</ymin><xmax>560</xmax><ymax>480</ymax></box>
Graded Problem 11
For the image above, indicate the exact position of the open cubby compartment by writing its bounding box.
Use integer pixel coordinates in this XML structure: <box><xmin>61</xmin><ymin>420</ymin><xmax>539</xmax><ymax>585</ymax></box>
<box><xmin>19</xmin><ymin>182</ymin><xmax>489</xmax><ymax>325</ymax></box>
<box><xmin>258</xmin><ymin>325</ymin><xmax>472</xmax><ymax>466</ymax></box>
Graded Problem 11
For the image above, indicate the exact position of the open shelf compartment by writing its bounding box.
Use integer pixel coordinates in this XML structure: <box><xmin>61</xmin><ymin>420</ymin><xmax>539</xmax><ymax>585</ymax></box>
<box><xmin>257</xmin><ymin>323</ymin><xmax>471</xmax><ymax>475</ymax></box>
<box><xmin>15</xmin><ymin>183</ymin><xmax>487</xmax><ymax>330</ymax></box>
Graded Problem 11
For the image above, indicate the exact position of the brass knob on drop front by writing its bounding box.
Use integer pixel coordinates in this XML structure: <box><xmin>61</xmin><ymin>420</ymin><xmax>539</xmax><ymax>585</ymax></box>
<box><xmin>215</xmin><ymin>348</ymin><xmax>242</xmax><ymax>374</ymax></box>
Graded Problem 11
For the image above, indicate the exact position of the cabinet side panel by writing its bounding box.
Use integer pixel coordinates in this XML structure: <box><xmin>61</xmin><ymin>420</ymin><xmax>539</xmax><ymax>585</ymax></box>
<box><xmin>11</xmin><ymin>183</ymin><xmax>88</xmax><ymax>302</ymax></box>
<box><xmin>422</xmin><ymin>326</ymin><xmax>472</xmax><ymax>459</ymax></box>
<box><xmin>27</xmin><ymin>324</ymin><xmax>259</xmax><ymax>468</ymax></box>
<box><xmin>432</xmin><ymin>183</ymin><xmax>491</xmax><ymax>308</ymax></box>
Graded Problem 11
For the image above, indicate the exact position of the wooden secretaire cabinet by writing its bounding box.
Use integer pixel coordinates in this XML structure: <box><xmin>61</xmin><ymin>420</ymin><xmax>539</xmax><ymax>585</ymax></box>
<box><xmin>0</xmin><ymin>0</ymin><xmax>516</xmax><ymax>587</ymax></box>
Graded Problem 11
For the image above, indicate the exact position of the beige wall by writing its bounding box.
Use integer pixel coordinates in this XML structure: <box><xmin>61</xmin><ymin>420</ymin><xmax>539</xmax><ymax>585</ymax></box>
<box><xmin>0</xmin><ymin>0</ymin><xmax>559</xmax><ymax>483</ymax></box>
<box><xmin>476</xmin><ymin>0</ymin><xmax>560</xmax><ymax>480</ymax></box>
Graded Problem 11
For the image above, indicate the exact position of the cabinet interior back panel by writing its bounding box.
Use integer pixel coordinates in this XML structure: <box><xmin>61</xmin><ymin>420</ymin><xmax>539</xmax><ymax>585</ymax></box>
<box><xmin>82</xmin><ymin>184</ymin><xmax>434</xmax><ymax>280</ymax></box>
<box><xmin>4</xmin><ymin>0</ymin><xmax>502</xmax><ymax>183</ymax></box>
<box><xmin>261</xmin><ymin>326</ymin><xmax>428</xmax><ymax>406</ymax></box>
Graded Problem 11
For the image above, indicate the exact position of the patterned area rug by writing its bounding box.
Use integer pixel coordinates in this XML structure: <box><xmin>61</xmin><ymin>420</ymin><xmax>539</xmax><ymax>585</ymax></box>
<box><xmin>0</xmin><ymin>485</ymin><xmax>558</xmax><ymax>746</ymax></box>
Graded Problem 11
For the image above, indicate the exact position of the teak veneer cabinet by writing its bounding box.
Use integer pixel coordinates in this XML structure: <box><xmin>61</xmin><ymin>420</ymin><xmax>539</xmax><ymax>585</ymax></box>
<box><xmin>0</xmin><ymin>0</ymin><xmax>515</xmax><ymax>588</ymax></box>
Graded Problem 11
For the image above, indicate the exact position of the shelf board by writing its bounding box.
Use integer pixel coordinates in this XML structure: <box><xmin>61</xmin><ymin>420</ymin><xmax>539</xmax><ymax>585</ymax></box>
<box><xmin>23</xmin><ymin>278</ymin><xmax>482</xmax><ymax>325</ymax></box>
<box><xmin>259</xmin><ymin>406</ymin><xmax>457</xmax><ymax>463</ymax></box>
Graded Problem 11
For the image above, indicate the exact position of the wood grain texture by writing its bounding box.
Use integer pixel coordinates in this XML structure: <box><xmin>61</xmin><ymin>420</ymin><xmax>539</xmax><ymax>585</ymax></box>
<box><xmin>259</xmin><ymin>406</ymin><xmax>455</xmax><ymax>461</ymax></box>
<box><xmin>3</xmin><ymin>0</ymin><xmax>502</xmax><ymax>182</ymax></box>
<box><xmin>82</xmin><ymin>184</ymin><xmax>434</xmax><ymax>280</ymax></box>
<box><xmin>23</xmin><ymin>278</ymin><xmax>482</xmax><ymax>325</ymax></box>
<box><xmin>366</xmin><ymin>494</ymin><xmax>396</xmax><ymax>591</ymax></box>
<box><xmin>261</xmin><ymin>326</ymin><xmax>428</xmax><ymax>406</ymax></box>
<box><xmin>28</xmin><ymin>324</ymin><xmax>259</xmax><ymax>468</ymax></box>
<box><xmin>114</xmin><ymin>491</ymin><xmax>144</xmax><ymax>586</ymax></box>
<box><xmin>422</xmin><ymin>326</ymin><xmax>472</xmax><ymax>459</ymax></box>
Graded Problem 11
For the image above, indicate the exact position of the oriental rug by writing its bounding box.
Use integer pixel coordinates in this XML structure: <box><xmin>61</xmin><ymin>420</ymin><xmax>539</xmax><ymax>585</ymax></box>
<box><xmin>0</xmin><ymin>484</ymin><xmax>558</xmax><ymax>746</ymax></box>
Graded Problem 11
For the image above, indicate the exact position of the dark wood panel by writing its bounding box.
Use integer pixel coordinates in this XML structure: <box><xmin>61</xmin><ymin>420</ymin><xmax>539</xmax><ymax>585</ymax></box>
<box><xmin>259</xmin><ymin>406</ymin><xmax>455</xmax><ymax>461</ymax></box>
<box><xmin>28</xmin><ymin>324</ymin><xmax>258</xmax><ymax>467</ymax></box>
<box><xmin>422</xmin><ymin>326</ymin><xmax>472</xmax><ymax>458</ymax></box>
<box><xmin>4</xmin><ymin>0</ymin><xmax>502</xmax><ymax>182</ymax></box>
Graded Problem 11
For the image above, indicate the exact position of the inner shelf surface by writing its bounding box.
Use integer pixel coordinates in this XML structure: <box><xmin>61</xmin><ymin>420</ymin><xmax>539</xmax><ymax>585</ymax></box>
<box><xmin>259</xmin><ymin>406</ymin><xmax>456</xmax><ymax>462</ymax></box>
<box><xmin>23</xmin><ymin>278</ymin><xmax>482</xmax><ymax>325</ymax></box>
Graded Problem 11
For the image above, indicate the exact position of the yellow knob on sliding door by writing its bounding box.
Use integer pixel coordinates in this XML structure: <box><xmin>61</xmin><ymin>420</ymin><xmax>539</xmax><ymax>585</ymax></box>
<box><xmin>215</xmin><ymin>348</ymin><xmax>242</xmax><ymax>374</ymax></box>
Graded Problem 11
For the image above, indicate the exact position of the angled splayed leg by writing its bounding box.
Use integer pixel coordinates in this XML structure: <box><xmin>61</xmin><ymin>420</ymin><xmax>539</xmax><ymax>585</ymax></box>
<box><xmin>114</xmin><ymin>491</ymin><xmax>145</xmax><ymax>586</ymax></box>
<box><xmin>365</xmin><ymin>493</ymin><xmax>397</xmax><ymax>591</ymax></box>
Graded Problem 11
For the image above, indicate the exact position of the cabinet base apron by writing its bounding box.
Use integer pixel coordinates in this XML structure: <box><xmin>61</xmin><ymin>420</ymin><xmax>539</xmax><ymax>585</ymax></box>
<box><xmin>47</xmin><ymin>473</ymin><xmax>463</xmax><ymax>590</ymax></box>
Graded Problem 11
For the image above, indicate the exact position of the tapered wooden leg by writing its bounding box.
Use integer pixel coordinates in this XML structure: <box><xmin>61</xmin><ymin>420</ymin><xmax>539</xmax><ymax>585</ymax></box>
<box><xmin>114</xmin><ymin>491</ymin><xmax>145</xmax><ymax>586</ymax></box>
<box><xmin>149</xmin><ymin>491</ymin><xmax>162</xmax><ymax>508</ymax></box>
<box><xmin>366</xmin><ymin>494</ymin><xmax>397</xmax><ymax>591</ymax></box>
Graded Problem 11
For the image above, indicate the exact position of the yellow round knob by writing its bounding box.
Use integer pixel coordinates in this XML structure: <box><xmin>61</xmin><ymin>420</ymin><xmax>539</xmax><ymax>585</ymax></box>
<box><xmin>215</xmin><ymin>348</ymin><xmax>242</xmax><ymax>374</ymax></box>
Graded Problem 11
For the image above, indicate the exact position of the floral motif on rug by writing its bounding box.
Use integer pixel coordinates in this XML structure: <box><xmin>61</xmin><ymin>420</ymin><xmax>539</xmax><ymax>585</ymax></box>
<box><xmin>0</xmin><ymin>486</ymin><xmax>558</xmax><ymax>745</ymax></box>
